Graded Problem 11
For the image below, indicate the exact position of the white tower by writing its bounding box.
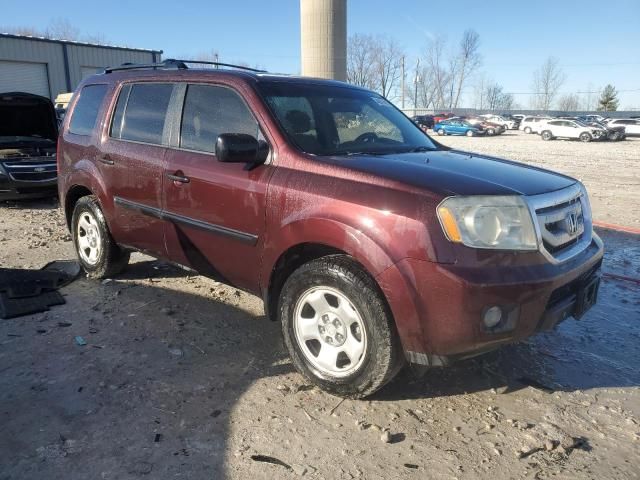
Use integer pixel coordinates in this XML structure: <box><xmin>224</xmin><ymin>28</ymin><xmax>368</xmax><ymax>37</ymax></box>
<box><xmin>300</xmin><ymin>0</ymin><xmax>347</xmax><ymax>81</ymax></box>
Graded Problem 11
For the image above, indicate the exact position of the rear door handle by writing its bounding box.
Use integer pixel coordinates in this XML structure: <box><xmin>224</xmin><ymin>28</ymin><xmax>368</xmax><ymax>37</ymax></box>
<box><xmin>167</xmin><ymin>172</ymin><xmax>190</xmax><ymax>184</ymax></box>
<box><xmin>98</xmin><ymin>155</ymin><xmax>114</xmax><ymax>165</ymax></box>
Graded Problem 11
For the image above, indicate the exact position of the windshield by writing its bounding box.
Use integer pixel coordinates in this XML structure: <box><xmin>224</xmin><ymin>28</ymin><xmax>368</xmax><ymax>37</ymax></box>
<box><xmin>257</xmin><ymin>82</ymin><xmax>438</xmax><ymax>156</ymax></box>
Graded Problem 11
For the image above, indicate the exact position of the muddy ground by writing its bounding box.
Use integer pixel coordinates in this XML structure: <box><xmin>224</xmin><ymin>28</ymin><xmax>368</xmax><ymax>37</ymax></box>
<box><xmin>1</xmin><ymin>133</ymin><xmax>639</xmax><ymax>479</ymax></box>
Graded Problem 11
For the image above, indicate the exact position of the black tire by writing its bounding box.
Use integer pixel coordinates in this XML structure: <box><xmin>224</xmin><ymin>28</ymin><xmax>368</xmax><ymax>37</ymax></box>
<box><xmin>579</xmin><ymin>132</ymin><xmax>592</xmax><ymax>142</ymax></box>
<box><xmin>437</xmin><ymin>128</ymin><xmax>445</xmax><ymax>136</ymax></box>
<box><xmin>541</xmin><ymin>130</ymin><xmax>553</xmax><ymax>141</ymax></box>
<box><xmin>524</xmin><ymin>126</ymin><xmax>532</xmax><ymax>134</ymax></box>
<box><xmin>487</xmin><ymin>128</ymin><xmax>495</xmax><ymax>136</ymax></box>
<box><xmin>466</xmin><ymin>129</ymin><xmax>474</xmax><ymax>137</ymax></box>
<box><xmin>71</xmin><ymin>195</ymin><xmax>130</xmax><ymax>279</ymax></box>
<box><xmin>279</xmin><ymin>255</ymin><xmax>403</xmax><ymax>398</ymax></box>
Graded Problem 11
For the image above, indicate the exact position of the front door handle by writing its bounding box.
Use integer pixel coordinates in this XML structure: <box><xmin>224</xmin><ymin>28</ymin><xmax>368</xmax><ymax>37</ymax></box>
<box><xmin>98</xmin><ymin>155</ymin><xmax>114</xmax><ymax>165</ymax></box>
<box><xmin>167</xmin><ymin>172</ymin><xmax>190</xmax><ymax>184</ymax></box>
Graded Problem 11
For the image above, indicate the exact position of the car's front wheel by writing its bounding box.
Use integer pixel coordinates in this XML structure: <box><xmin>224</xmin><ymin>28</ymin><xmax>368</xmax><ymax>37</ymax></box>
<box><xmin>279</xmin><ymin>255</ymin><xmax>403</xmax><ymax>398</ymax></box>
<box><xmin>541</xmin><ymin>130</ymin><xmax>554</xmax><ymax>141</ymax></box>
<box><xmin>466</xmin><ymin>130</ymin><xmax>474</xmax><ymax>137</ymax></box>
<box><xmin>487</xmin><ymin>128</ymin><xmax>495</xmax><ymax>136</ymax></box>
<box><xmin>579</xmin><ymin>132</ymin><xmax>592</xmax><ymax>142</ymax></box>
<box><xmin>71</xmin><ymin>195</ymin><xmax>130</xmax><ymax>279</ymax></box>
<box><xmin>524</xmin><ymin>126</ymin><xmax>532</xmax><ymax>134</ymax></box>
<box><xmin>437</xmin><ymin>128</ymin><xmax>445</xmax><ymax>136</ymax></box>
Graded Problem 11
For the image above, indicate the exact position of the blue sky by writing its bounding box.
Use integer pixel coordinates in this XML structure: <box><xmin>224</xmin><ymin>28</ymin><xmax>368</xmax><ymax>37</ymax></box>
<box><xmin>4</xmin><ymin>0</ymin><xmax>640</xmax><ymax>108</ymax></box>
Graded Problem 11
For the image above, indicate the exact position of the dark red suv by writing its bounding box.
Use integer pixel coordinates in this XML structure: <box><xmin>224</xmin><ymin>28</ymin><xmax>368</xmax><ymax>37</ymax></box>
<box><xmin>58</xmin><ymin>60</ymin><xmax>603</xmax><ymax>398</ymax></box>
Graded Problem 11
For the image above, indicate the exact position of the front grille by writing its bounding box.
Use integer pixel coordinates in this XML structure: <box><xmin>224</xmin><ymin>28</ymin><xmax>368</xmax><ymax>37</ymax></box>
<box><xmin>527</xmin><ymin>184</ymin><xmax>593</xmax><ymax>263</ymax></box>
<box><xmin>535</xmin><ymin>194</ymin><xmax>584</xmax><ymax>255</ymax></box>
<box><xmin>1</xmin><ymin>159</ymin><xmax>57</xmax><ymax>183</ymax></box>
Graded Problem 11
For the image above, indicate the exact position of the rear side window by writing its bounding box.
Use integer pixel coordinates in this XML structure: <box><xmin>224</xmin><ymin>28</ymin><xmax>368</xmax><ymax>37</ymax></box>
<box><xmin>112</xmin><ymin>83</ymin><xmax>173</xmax><ymax>145</ymax></box>
<box><xmin>180</xmin><ymin>84</ymin><xmax>259</xmax><ymax>154</ymax></box>
<box><xmin>68</xmin><ymin>84</ymin><xmax>108</xmax><ymax>135</ymax></box>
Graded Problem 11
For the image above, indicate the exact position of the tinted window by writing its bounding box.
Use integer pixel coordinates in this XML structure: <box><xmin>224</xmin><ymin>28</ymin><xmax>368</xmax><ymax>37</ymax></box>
<box><xmin>109</xmin><ymin>84</ymin><xmax>131</xmax><ymax>139</ymax></box>
<box><xmin>68</xmin><ymin>84</ymin><xmax>108</xmax><ymax>136</ymax></box>
<box><xmin>180</xmin><ymin>84</ymin><xmax>259</xmax><ymax>154</ymax></box>
<box><xmin>119</xmin><ymin>83</ymin><xmax>173</xmax><ymax>144</ymax></box>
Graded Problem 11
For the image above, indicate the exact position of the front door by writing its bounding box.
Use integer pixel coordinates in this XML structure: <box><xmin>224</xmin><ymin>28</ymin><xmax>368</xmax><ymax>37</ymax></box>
<box><xmin>163</xmin><ymin>83</ymin><xmax>273</xmax><ymax>293</ymax></box>
<box><xmin>99</xmin><ymin>82</ymin><xmax>175</xmax><ymax>256</ymax></box>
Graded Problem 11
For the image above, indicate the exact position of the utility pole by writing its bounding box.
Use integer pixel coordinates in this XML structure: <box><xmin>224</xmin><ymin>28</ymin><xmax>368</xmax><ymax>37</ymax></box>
<box><xmin>413</xmin><ymin>58</ymin><xmax>420</xmax><ymax>116</ymax></box>
<box><xmin>401</xmin><ymin>56</ymin><xmax>405</xmax><ymax>110</ymax></box>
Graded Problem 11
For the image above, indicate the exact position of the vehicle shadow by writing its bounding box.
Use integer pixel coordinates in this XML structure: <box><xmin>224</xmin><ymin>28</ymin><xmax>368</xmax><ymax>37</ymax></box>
<box><xmin>0</xmin><ymin>274</ymin><xmax>291</xmax><ymax>479</ymax></box>
<box><xmin>375</xmin><ymin>227</ymin><xmax>640</xmax><ymax>401</ymax></box>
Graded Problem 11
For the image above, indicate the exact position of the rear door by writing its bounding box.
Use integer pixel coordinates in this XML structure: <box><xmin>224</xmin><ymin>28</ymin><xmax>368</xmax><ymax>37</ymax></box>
<box><xmin>98</xmin><ymin>82</ymin><xmax>175</xmax><ymax>255</ymax></box>
<box><xmin>162</xmin><ymin>83</ymin><xmax>274</xmax><ymax>293</ymax></box>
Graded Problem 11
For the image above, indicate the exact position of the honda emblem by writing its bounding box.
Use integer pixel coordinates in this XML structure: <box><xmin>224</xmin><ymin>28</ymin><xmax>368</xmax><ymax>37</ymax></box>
<box><xmin>566</xmin><ymin>212</ymin><xmax>579</xmax><ymax>235</ymax></box>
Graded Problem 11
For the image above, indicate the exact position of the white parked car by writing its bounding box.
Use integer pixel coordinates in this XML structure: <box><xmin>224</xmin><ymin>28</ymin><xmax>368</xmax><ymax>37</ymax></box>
<box><xmin>520</xmin><ymin>116</ymin><xmax>553</xmax><ymax>134</ymax></box>
<box><xmin>479</xmin><ymin>114</ymin><xmax>516</xmax><ymax>130</ymax></box>
<box><xmin>539</xmin><ymin>119</ymin><xmax>599</xmax><ymax>142</ymax></box>
<box><xmin>605</xmin><ymin>119</ymin><xmax>640</xmax><ymax>137</ymax></box>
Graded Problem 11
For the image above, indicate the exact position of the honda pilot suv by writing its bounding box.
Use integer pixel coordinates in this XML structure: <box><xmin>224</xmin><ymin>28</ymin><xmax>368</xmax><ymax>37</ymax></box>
<box><xmin>58</xmin><ymin>60</ymin><xmax>603</xmax><ymax>398</ymax></box>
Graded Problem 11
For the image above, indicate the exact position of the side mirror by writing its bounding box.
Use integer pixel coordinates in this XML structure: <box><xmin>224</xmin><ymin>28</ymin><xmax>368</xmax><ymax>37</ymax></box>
<box><xmin>215</xmin><ymin>133</ymin><xmax>268</xmax><ymax>165</ymax></box>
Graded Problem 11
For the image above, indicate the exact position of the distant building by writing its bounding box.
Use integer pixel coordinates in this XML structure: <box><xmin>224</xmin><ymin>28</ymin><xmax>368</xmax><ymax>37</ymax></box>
<box><xmin>0</xmin><ymin>33</ymin><xmax>162</xmax><ymax>99</ymax></box>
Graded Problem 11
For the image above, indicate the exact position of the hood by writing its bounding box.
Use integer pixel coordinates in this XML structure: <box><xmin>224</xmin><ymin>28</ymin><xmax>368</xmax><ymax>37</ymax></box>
<box><xmin>0</xmin><ymin>92</ymin><xmax>58</xmax><ymax>146</ymax></box>
<box><xmin>320</xmin><ymin>149</ymin><xmax>576</xmax><ymax>196</ymax></box>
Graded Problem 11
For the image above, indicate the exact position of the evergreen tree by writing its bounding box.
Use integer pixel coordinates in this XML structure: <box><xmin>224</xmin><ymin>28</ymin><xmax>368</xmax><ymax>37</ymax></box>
<box><xmin>597</xmin><ymin>84</ymin><xmax>619</xmax><ymax>111</ymax></box>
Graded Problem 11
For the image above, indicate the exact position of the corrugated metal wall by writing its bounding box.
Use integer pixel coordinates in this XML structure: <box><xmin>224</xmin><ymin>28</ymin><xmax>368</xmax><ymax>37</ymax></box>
<box><xmin>0</xmin><ymin>35</ymin><xmax>160</xmax><ymax>100</ymax></box>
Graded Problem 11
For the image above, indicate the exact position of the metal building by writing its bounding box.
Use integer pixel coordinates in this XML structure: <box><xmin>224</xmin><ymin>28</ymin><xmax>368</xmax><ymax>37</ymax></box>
<box><xmin>300</xmin><ymin>0</ymin><xmax>347</xmax><ymax>81</ymax></box>
<box><xmin>0</xmin><ymin>33</ymin><xmax>162</xmax><ymax>100</ymax></box>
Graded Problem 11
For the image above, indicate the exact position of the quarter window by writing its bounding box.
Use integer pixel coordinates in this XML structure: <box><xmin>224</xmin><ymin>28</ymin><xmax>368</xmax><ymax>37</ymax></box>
<box><xmin>113</xmin><ymin>83</ymin><xmax>173</xmax><ymax>145</ymax></box>
<box><xmin>68</xmin><ymin>84</ymin><xmax>108</xmax><ymax>136</ymax></box>
<box><xmin>180</xmin><ymin>84</ymin><xmax>259</xmax><ymax>154</ymax></box>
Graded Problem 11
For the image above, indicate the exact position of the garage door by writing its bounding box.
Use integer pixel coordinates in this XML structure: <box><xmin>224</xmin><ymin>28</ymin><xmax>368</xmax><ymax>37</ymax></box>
<box><xmin>0</xmin><ymin>60</ymin><xmax>50</xmax><ymax>98</ymax></box>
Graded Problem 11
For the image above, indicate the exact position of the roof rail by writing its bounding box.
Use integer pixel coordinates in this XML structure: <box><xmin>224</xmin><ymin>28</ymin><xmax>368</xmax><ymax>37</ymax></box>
<box><xmin>104</xmin><ymin>58</ymin><xmax>266</xmax><ymax>74</ymax></box>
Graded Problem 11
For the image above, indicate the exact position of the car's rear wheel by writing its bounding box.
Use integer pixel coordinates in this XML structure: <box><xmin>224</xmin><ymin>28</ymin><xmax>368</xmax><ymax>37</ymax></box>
<box><xmin>524</xmin><ymin>126</ymin><xmax>532</xmax><ymax>134</ymax></box>
<box><xmin>72</xmin><ymin>195</ymin><xmax>130</xmax><ymax>279</ymax></box>
<box><xmin>279</xmin><ymin>255</ymin><xmax>403</xmax><ymax>398</ymax></box>
<box><xmin>579</xmin><ymin>132</ymin><xmax>592</xmax><ymax>142</ymax></box>
<box><xmin>487</xmin><ymin>128</ymin><xmax>495</xmax><ymax>135</ymax></box>
<box><xmin>541</xmin><ymin>130</ymin><xmax>553</xmax><ymax>141</ymax></box>
<box><xmin>437</xmin><ymin>128</ymin><xmax>445</xmax><ymax>136</ymax></box>
<box><xmin>466</xmin><ymin>130</ymin><xmax>474</xmax><ymax>137</ymax></box>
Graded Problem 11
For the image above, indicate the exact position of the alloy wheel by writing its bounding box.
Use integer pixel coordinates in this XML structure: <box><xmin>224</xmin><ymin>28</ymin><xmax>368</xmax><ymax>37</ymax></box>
<box><xmin>76</xmin><ymin>211</ymin><xmax>102</xmax><ymax>265</ymax></box>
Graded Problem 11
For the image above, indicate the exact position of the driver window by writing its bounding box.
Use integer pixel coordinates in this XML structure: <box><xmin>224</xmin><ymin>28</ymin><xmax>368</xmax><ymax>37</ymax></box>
<box><xmin>332</xmin><ymin>103</ymin><xmax>403</xmax><ymax>144</ymax></box>
<box><xmin>180</xmin><ymin>84</ymin><xmax>259</xmax><ymax>154</ymax></box>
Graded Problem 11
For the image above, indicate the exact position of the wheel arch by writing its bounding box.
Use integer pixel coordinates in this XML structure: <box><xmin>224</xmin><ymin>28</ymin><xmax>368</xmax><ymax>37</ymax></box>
<box><xmin>64</xmin><ymin>184</ymin><xmax>94</xmax><ymax>230</ymax></box>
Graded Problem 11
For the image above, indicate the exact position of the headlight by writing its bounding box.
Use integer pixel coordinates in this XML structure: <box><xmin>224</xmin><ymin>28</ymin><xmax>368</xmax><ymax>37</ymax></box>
<box><xmin>437</xmin><ymin>196</ymin><xmax>538</xmax><ymax>250</ymax></box>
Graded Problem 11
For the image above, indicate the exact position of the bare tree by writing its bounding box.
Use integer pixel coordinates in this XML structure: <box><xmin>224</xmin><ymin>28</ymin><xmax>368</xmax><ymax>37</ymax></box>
<box><xmin>558</xmin><ymin>93</ymin><xmax>580</xmax><ymax>112</ymax></box>
<box><xmin>45</xmin><ymin>18</ymin><xmax>80</xmax><ymax>40</ymax></box>
<box><xmin>371</xmin><ymin>36</ymin><xmax>404</xmax><ymax>99</ymax></box>
<box><xmin>347</xmin><ymin>34</ymin><xmax>376</xmax><ymax>90</ymax></box>
<box><xmin>531</xmin><ymin>57</ymin><xmax>565</xmax><ymax>110</ymax></box>
<box><xmin>424</xmin><ymin>35</ymin><xmax>453</xmax><ymax>109</ymax></box>
<box><xmin>452</xmin><ymin>30</ymin><xmax>481</xmax><ymax>108</ymax></box>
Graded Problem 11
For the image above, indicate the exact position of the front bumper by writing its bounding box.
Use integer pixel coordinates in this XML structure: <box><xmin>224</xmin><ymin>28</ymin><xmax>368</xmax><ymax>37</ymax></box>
<box><xmin>0</xmin><ymin>175</ymin><xmax>58</xmax><ymax>200</ymax></box>
<box><xmin>377</xmin><ymin>235</ymin><xmax>604</xmax><ymax>366</ymax></box>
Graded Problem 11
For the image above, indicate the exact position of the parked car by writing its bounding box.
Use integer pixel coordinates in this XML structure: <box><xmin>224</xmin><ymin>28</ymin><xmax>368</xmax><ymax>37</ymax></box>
<box><xmin>463</xmin><ymin>116</ymin><xmax>505</xmax><ymax>136</ymax></box>
<box><xmin>605</xmin><ymin>119</ymin><xmax>640</xmax><ymax>137</ymax></box>
<box><xmin>411</xmin><ymin>114</ymin><xmax>435</xmax><ymax>131</ymax></box>
<box><xmin>479</xmin><ymin>114</ymin><xmax>516</xmax><ymax>130</ymax></box>
<box><xmin>0</xmin><ymin>92</ymin><xmax>59</xmax><ymax>201</ymax></box>
<box><xmin>539</xmin><ymin>119</ymin><xmax>600</xmax><ymax>142</ymax></box>
<box><xmin>575</xmin><ymin>119</ymin><xmax>626</xmax><ymax>141</ymax></box>
<box><xmin>577</xmin><ymin>114</ymin><xmax>607</xmax><ymax>124</ymax></box>
<box><xmin>57</xmin><ymin>60</ymin><xmax>604</xmax><ymax>398</ymax></box>
<box><xmin>433</xmin><ymin>112</ymin><xmax>454</xmax><ymax>124</ymax></box>
<box><xmin>520</xmin><ymin>116</ymin><xmax>552</xmax><ymax>134</ymax></box>
<box><xmin>434</xmin><ymin>119</ymin><xmax>485</xmax><ymax>136</ymax></box>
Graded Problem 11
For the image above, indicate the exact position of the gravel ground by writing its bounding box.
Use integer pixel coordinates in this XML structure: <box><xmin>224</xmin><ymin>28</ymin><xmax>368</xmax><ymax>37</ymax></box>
<box><xmin>436</xmin><ymin>131</ymin><xmax>640</xmax><ymax>228</ymax></box>
<box><xmin>1</xmin><ymin>135</ymin><xmax>639</xmax><ymax>479</ymax></box>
